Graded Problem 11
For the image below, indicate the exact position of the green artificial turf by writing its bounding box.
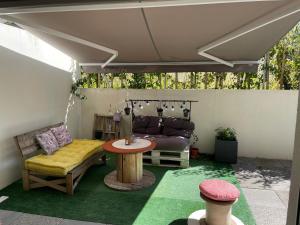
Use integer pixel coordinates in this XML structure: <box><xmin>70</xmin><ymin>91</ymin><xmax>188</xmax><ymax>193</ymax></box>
<box><xmin>0</xmin><ymin>155</ymin><xmax>256</xmax><ymax>225</ymax></box>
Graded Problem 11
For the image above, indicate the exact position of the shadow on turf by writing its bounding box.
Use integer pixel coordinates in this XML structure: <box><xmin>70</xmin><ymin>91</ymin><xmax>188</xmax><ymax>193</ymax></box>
<box><xmin>168</xmin><ymin>218</ymin><xmax>188</xmax><ymax>225</ymax></box>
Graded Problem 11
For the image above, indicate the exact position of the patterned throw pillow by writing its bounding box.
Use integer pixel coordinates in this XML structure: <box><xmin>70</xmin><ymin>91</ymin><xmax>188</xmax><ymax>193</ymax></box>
<box><xmin>50</xmin><ymin>125</ymin><xmax>73</xmax><ymax>147</ymax></box>
<box><xmin>36</xmin><ymin>130</ymin><xmax>60</xmax><ymax>155</ymax></box>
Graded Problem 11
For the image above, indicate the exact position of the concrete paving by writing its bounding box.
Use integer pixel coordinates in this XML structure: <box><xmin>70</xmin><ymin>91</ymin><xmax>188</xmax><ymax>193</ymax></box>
<box><xmin>0</xmin><ymin>157</ymin><xmax>291</xmax><ymax>225</ymax></box>
<box><xmin>0</xmin><ymin>210</ymin><xmax>108</xmax><ymax>225</ymax></box>
<box><xmin>233</xmin><ymin>157</ymin><xmax>291</xmax><ymax>225</ymax></box>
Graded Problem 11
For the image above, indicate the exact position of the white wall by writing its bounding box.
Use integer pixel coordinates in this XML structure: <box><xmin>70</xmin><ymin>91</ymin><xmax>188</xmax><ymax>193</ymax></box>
<box><xmin>0</xmin><ymin>46</ymin><xmax>80</xmax><ymax>189</ymax></box>
<box><xmin>81</xmin><ymin>89</ymin><xmax>298</xmax><ymax>160</ymax></box>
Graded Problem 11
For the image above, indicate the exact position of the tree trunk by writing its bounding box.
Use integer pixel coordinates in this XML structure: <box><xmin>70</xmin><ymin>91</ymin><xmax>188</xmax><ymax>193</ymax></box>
<box><xmin>220</xmin><ymin>74</ymin><xmax>224</xmax><ymax>89</ymax></box>
<box><xmin>164</xmin><ymin>73</ymin><xmax>167</xmax><ymax>89</ymax></box>
<box><xmin>214</xmin><ymin>75</ymin><xmax>218</xmax><ymax>89</ymax></box>
<box><xmin>111</xmin><ymin>76</ymin><xmax>114</xmax><ymax>89</ymax></box>
<box><xmin>237</xmin><ymin>73</ymin><xmax>241</xmax><ymax>89</ymax></box>
<box><xmin>204</xmin><ymin>73</ymin><xmax>208</xmax><ymax>89</ymax></box>
<box><xmin>159</xmin><ymin>73</ymin><xmax>162</xmax><ymax>89</ymax></box>
<box><xmin>279</xmin><ymin>54</ymin><xmax>287</xmax><ymax>90</ymax></box>
<box><xmin>243</xmin><ymin>73</ymin><xmax>247</xmax><ymax>89</ymax></box>
<box><xmin>264</xmin><ymin>53</ymin><xmax>270</xmax><ymax>89</ymax></box>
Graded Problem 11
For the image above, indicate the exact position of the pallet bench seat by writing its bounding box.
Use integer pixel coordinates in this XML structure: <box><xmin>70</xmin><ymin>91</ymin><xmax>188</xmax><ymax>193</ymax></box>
<box><xmin>143</xmin><ymin>147</ymin><xmax>190</xmax><ymax>168</ymax></box>
<box><xmin>15</xmin><ymin>123</ymin><xmax>106</xmax><ymax>195</ymax></box>
<box><xmin>133</xmin><ymin>116</ymin><xmax>195</xmax><ymax>168</ymax></box>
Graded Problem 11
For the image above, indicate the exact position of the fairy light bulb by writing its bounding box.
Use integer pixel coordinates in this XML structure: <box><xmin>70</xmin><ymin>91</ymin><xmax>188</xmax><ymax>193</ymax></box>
<box><xmin>171</xmin><ymin>105</ymin><xmax>175</xmax><ymax>111</ymax></box>
<box><xmin>146</xmin><ymin>100</ymin><xmax>150</xmax><ymax>105</ymax></box>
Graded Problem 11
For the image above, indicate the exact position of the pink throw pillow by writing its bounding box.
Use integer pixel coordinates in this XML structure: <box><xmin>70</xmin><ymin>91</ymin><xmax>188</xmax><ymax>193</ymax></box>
<box><xmin>36</xmin><ymin>130</ymin><xmax>59</xmax><ymax>155</ymax></box>
<box><xmin>50</xmin><ymin>125</ymin><xmax>72</xmax><ymax>147</ymax></box>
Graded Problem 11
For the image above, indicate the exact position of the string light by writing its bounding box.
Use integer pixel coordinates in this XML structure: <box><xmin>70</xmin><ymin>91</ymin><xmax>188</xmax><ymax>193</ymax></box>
<box><xmin>171</xmin><ymin>105</ymin><xmax>175</xmax><ymax>111</ymax></box>
<box><xmin>146</xmin><ymin>100</ymin><xmax>150</xmax><ymax>105</ymax></box>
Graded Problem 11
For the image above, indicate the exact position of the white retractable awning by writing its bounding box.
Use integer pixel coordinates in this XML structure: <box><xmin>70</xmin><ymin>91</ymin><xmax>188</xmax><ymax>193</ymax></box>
<box><xmin>0</xmin><ymin>0</ymin><xmax>299</xmax><ymax>72</ymax></box>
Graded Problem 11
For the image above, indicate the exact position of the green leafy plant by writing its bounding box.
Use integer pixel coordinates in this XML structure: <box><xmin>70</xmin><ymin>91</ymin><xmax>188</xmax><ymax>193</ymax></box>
<box><xmin>71</xmin><ymin>77</ymin><xmax>87</xmax><ymax>100</ymax></box>
<box><xmin>215</xmin><ymin>127</ymin><xmax>237</xmax><ymax>141</ymax></box>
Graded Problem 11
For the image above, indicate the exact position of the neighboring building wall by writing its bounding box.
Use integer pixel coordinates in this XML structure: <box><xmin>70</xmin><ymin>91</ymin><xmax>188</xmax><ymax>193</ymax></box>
<box><xmin>81</xmin><ymin>89</ymin><xmax>298</xmax><ymax>160</ymax></box>
<box><xmin>0</xmin><ymin>46</ymin><xmax>80</xmax><ymax>189</ymax></box>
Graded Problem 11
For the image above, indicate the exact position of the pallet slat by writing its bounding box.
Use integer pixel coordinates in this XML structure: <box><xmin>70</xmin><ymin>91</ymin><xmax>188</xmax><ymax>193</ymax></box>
<box><xmin>143</xmin><ymin>147</ymin><xmax>189</xmax><ymax>168</ymax></box>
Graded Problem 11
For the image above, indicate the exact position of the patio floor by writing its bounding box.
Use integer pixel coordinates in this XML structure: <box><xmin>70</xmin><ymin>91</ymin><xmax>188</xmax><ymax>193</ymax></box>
<box><xmin>0</xmin><ymin>156</ymin><xmax>291</xmax><ymax>225</ymax></box>
<box><xmin>233</xmin><ymin>157</ymin><xmax>291</xmax><ymax>225</ymax></box>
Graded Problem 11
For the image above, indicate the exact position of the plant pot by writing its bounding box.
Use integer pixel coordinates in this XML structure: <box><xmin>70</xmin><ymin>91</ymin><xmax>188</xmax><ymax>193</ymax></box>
<box><xmin>214</xmin><ymin>138</ymin><xmax>238</xmax><ymax>164</ymax></box>
<box><xmin>190</xmin><ymin>147</ymin><xmax>199</xmax><ymax>159</ymax></box>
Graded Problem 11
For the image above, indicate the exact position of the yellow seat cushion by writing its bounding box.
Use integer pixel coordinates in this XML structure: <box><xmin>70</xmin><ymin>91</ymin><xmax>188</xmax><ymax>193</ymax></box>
<box><xmin>25</xmin><ymin>139</ymin><xmax>105</xmax><ymax>176</ymax></box>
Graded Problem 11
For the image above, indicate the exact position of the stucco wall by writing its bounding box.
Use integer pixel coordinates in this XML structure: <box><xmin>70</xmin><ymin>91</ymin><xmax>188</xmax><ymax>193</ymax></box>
<box><xmin>0</xmin><ymin>46</ymin><xmax>80</xmax><ymax>189</ymax></box>
<box><xmin>81</xmin><ymin>88</ymin><xmax>298</xmax><ymax>160</ymax></box>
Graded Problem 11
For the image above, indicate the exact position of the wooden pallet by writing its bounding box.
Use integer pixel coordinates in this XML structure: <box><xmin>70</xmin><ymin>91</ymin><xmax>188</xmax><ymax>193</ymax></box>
<box><xmin>143</xmin><ymin>147</ymin><xmax>189</xmax><ymax>168</ymax></box>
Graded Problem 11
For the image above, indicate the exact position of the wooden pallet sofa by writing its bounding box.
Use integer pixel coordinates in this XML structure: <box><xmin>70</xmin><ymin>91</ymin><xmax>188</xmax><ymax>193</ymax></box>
<box><xmin>133</xmin><ymin>116</ymin><xmax>195</xmax><ymax>168</ymax></box>
<box><xmin>15</xmin><ymin>123</ymin><xmax>106</xmax><ymax>195</ymax></box>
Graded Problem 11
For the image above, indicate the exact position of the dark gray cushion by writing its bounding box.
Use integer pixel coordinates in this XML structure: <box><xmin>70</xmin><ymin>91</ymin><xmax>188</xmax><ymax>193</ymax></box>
<box><xmin>134</xmin><ymin>134</ymin><xmax>190</xmax><ymax>151</ymax></box>
<box><xmin>162</xmin><ymin>117</ymin><xmax>195</xmax><ymax>138</ymax></box>
<box><xmin>133</xmin><ymin>116</ymin><xmax>161</xmax><ymax>134</ymax></box>
<box><xmin>132</xmin><ymin>116</ymin><xmax>149</xmax><ymax>134</ymax></box>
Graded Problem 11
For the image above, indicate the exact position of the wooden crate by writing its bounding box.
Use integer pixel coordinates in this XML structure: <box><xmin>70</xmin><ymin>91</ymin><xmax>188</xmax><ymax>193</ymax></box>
<box><xmin>143</xmin><ymin>147</ymin><xmax>189</xmax><ymax>168</ymax></box>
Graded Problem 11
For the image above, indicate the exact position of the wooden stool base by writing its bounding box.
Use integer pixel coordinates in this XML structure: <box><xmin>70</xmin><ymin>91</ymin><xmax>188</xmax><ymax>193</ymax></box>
<box><xmin>188</xmin><ymin>210</ymin><xmax>244</xmax><ymax>225</ymax></box>
<box><xmin>104</xmin><ymin>170</ymin><xmax>155</xmax><ymax>191</ymax></box>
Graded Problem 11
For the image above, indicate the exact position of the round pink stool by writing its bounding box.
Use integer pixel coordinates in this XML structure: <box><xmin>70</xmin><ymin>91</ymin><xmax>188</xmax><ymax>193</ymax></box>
<box><xmin>188</xmin><ymin>179</ymin><xmax>244</xmax><ymax>225</ymax></box>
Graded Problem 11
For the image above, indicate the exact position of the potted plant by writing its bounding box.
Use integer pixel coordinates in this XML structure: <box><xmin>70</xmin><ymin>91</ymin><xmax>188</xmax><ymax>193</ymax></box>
<box><xmin>214</xmin><ymin>127</ymin><xmax>238</xmax><ymax>163</ymax></box>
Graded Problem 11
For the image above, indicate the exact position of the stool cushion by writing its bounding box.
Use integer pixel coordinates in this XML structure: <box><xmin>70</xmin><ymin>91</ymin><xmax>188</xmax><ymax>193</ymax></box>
<box><xmin>199</xmin><ymin>179</ymin><xmax>240</xmax><ymax>202</ymax></box>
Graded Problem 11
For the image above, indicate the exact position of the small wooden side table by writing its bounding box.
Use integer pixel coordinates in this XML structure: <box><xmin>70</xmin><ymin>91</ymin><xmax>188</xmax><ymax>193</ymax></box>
<box><xmin>103</xmin><ymin>138</ymin><xmax>156</xmax><ymax>191</ymax></box>
<box><xmin>93</xmin><ymin>114</ymin><xmax>121</xmax><ymax>140</ymax></box>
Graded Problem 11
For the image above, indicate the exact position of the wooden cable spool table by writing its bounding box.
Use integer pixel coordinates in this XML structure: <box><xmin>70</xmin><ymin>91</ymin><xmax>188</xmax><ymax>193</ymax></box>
<box><xmin>103</xmin><ymin>138</ymin><xmax>156</xmax><ymax>191</ymax></box>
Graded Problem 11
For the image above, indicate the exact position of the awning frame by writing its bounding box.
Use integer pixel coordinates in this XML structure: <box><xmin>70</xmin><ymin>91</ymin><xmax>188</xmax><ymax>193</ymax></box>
<box><xmin>0</xmin><ymin>0</ymin><xmax>281</xmax><ymax>15</ymax></box>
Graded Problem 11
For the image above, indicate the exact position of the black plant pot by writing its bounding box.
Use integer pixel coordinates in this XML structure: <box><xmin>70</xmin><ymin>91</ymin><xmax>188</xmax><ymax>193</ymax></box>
<box><xmin>214</xmin><ymin>138</ymin><xmax>238</xmax><ymax>164</ymax></box>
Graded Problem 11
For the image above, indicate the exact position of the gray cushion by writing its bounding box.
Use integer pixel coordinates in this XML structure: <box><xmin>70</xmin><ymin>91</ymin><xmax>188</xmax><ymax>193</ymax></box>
<box><xmin>162</xmin><ymin>117</ymin><xmax>195</xmax><ymax>138</ymax></box>
<box><xmin>134</xmin><ymin>134</ymin><xmax>189</xmax><ymax>151</ymax></box>
<box><xmin>133</xmin><ymin>116</ymin><xmax>161</xmax><ymax>135</ymax></box>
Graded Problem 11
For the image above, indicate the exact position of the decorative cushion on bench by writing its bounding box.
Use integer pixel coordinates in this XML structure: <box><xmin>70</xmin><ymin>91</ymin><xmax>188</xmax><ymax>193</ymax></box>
<box><xmin>25</xmin><ymin>139</ymin><xmax>105</xmax><ymax>176</ymax></box>
<box><xmin>133</xmin><ymin>116</ymin><xmax>161</xmax><ymax>135</ymax></box>
<box><xmin>36</xmin><ymin>130</ymin><xmax>60</xmax><ymax>155</ymax></box>
<box><xmin>163</xmin><ymin>117</ymin><xmax>195</xmax><ymax>138</ymax></box>
<box><xmin>50</xmin><ymin>125</ymin><xmax>73</xmax><ymax>147</ymax></box>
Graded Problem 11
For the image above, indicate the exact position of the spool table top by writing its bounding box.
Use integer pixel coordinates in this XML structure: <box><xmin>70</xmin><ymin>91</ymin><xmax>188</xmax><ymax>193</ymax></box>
<box><xmin>103</xmin><ymin>138</ymin><xmax>156</xmax><ymax>154</ymax></box>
